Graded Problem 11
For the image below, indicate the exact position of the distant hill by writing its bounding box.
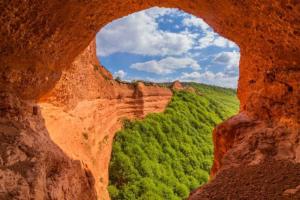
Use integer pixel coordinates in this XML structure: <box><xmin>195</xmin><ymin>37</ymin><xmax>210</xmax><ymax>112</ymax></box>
<box><xmin>108</xmin><ymin>83</ymin><xmax>239</xmax><ymax>200</ymax></box>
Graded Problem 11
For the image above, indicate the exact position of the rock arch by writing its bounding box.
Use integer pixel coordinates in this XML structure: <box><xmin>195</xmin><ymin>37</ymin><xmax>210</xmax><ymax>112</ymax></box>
<box><xmin>0</xmin><ymin>1</ymin><xmax>299</xmax><ymax>199</ymax></box>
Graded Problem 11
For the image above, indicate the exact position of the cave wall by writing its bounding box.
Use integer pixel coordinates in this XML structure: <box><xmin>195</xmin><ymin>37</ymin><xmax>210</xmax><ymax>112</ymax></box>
<box><xmin>1</xmin><ymin>0</ymin><xmax>299</xmax><ymax>199</ymax></box>
<box><xmin>1</xmin><ymin>0</ymin><xmax>299</xmax><ymax>121</ymax></box>
<box><xmin>0</xmin><ymin>36</ymin><xmax>172</xmax><ymax>199</ymax></box>
<box><xmin>38</xmin><ymin>39</ymin><xmax>172</xmax><ymax>199</ymax></box>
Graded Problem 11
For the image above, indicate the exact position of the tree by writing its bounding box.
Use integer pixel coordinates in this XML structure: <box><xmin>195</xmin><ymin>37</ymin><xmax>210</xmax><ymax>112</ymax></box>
<box><xmin>108</xmin><ymin>83</ymin><xmax>239</xmax><ymax>199</ymax></box>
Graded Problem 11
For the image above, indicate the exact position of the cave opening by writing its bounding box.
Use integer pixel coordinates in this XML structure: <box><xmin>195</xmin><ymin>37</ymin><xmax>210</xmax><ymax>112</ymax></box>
<box><xmin>96</xmin><ymin>7</ymin><xmax>240</xmax><ymax>88</ymax></box>
<box><xmin>95</xmin><ymin>7</ymin><xmax>240</xmax><ymax>200</ymax></box>
<box><xmin>2</xmin><ymin>1</ymin><xmax>299</xmax><ymax>200</ymax></box>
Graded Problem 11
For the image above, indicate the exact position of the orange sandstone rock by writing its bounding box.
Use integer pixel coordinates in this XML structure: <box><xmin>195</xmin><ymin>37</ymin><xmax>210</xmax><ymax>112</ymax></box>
<box><xmin>0</xmin><ymin>0</ymin><xmax>299</xmax><ymax>199</ymax></box>
<box><xmin>171</xmin><ymin>80</ymin><xmax>184</xmax><ymax>90</ymax></box>
<box><xmin>38</xmin><ymin>40</ymin><xmax>172</xmax><ymax>199</ymax></box>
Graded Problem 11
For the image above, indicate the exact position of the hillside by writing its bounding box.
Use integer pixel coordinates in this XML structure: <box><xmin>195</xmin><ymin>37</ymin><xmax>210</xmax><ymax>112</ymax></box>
<box><xmin>108</xmin><ymin>83</ymin><xmax>239</xmax><ymax>199</ymax></box>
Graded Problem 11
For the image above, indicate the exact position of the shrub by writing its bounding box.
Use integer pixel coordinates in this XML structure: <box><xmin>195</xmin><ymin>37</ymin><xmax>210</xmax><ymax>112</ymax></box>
<box><xmin>174</xmin><ymin>183</ymin><xmax>189</xmax><ymax>198</ymax></box>
<box><xmin>108</xmin><ymin>83</ymin><xmax>239</xmax><ymax>199</ymax></box>
<box><xmin>108</xmin><ymin>185</ymin><xmax>119</xmax><ymax>199</ymax></box>
<box><xmin>115</xmin><ymin>76</ymin><xmax>121</xmax><ymax>82</ymax></box>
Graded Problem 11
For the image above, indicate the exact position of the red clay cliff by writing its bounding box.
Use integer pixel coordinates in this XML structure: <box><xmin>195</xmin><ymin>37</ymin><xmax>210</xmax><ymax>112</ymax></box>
<box><xmin>0</xmin><ymin>0</ymin><xmax>299</xmax><ymax>199</ymax></box>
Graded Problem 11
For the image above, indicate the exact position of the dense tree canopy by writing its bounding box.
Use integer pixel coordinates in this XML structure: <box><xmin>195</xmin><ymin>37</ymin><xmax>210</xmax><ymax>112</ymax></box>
<box><xmin>108</xmin><ymin>83</ymin><xmax>239</xmax><ymax>200</ymax></box>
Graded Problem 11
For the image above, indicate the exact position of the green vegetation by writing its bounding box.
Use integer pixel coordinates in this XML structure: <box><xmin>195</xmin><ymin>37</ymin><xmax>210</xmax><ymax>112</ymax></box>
<box><xmin>131</xmin><ymin>80</ymin><xmax>157</xmax><ymax>87</ymax></box>
<box><xmin>108</xmin><ymin>83</ymin><xmax>239</xmax><ymax>200</ymax></box>
<box><xmin>115</xmin><ymin>76</ymin><xmax>122</xmax><ymax>83</ymax></box>
<box><xmin>94</xmin><ymin>64</ymin><xmax>110</xmax><ymax>80</ymax></box>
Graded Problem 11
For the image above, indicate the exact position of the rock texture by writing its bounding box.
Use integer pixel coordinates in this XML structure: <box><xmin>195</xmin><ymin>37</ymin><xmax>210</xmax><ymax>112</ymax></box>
<box><xmin>0</xmin><ymin>0</ymin><xmax>299</xmax><ymax>199</ymax></box>
<box><xmin>190</xmin><ymin>159</ymin><xmax>300</xmax><ymax>200</ymax></box>
<box><xmin>171</xmin><ymin>80</ymin><xmax>184</xmax><ymax>90</ymax></box>
<box><xmin>38</xmin><ymin>40</ymin><xmax>172</xmax><ymax>199</ymax></box>
<box><xmin>0</xmin><ymin>38</ymin><xmax>172</xmax><ymax>199</ymax></box>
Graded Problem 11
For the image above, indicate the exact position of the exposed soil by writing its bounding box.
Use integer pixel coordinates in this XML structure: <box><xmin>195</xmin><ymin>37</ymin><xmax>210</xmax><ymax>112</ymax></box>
<box><xmin>189</xmin><ymin>159</ymin><xmax>300</xmax><ymax>200</ymax></box>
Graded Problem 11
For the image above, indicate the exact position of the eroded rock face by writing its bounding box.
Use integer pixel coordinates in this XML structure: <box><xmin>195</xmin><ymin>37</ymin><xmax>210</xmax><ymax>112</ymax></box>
<box><xmin>0</xmin><ymin>0</ymin><xmax>299</xmax><ymax>199</ymax></box>
<box><xmin>171</xmin><ymin>80</ymin><xmax>184</xmax><ymax>90</ymax></box>
<box><xmin>38</xmin><ymin>40</ymin><xmax>172</xmax><ymax>199</ymax></box>
<box><xmin>0</xmin><ymin>39</ymin><xmax>172</xmax><ymax>199</ymax></box>
<box><xmin>0</xmin><ymin>97</ymin><xmax>98</xmax><ymax>200</ymax></box>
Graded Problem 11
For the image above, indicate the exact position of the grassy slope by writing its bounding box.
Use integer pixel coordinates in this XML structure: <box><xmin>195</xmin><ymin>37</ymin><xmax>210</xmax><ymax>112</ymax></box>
<box><xmin>108</xmin><ymin>83</ymin><xmax>239</xmax><ymax>200</ymax></box>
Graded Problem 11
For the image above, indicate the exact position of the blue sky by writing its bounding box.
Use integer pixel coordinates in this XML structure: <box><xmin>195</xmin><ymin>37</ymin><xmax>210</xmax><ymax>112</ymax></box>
<box><xmin>96</xmin><ymin>7</ymin><xmax>240</xmax><ymax>88</ymax></box>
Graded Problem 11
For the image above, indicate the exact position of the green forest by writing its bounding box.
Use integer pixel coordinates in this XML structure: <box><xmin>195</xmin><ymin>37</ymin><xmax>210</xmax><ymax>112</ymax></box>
<box><xmin>108</xmin><ymin>83</ymin><xmax>239</xmax><ymax>200</ymax></box>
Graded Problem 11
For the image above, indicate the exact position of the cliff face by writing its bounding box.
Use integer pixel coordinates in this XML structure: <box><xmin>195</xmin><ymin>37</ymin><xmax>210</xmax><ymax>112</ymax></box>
<box><xmin>38</xmin><ymin>40</ymin><xmax>172</xmax><ymax>199</ymax></box>
<box><xmin>0</xmin><ymin>39</ymin><xmax>172</xmax><ymax>199</ymax></box>
<box><xmin>0</xmin><ymin>0</ymin><xmax>300</xmax><ymax>199</ymax></box>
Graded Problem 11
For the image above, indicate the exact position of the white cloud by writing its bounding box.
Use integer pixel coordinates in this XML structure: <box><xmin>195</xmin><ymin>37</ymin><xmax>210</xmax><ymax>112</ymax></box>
<box><xmin>194</xmin><ymin>31</ymin><xmax>237</xmax><ymax>49</ymax></box>
<box><xmin>145</xmin><ymin>7</ymin><xmax>179</xmax><ymax>18</ymax></box>
<box><xmin>213</xmin><ymin>37</ymin><xmax>228</xmax><ymax>47</ymax></box>
<box><xmin>180</xmin><ymin>14</ymin><xmax>237</xmax><ymax>50</ymax></box>
<box><xmin>213</xmin><ymin>51</ymin><xmax>240</xmax><ymax>69</ymax></box>
<box><xmin>196</xmin><ymin>31</ymin><xmax>215</xmax><ymax>49</ymax></box>
<box><xmin>97</xmin><ymin>7</ymin><xmax>238</xmax><ymax>57</ymax></box>
<box><xmin>130</xmin><ymin>57</ymin><xmax>200</xmax><ymax>74</ymax></box>
<box><xmin>113</xmin><ymin>70</ymin><xmax>127</xmax><ymax>79</ymax></box>
<box><xmin>126</xmin><ymin>76</ymin><xmax>175</xmax><ymax>83</ymax></box>
<box><xmin>97</xmin><ymin>7</ymin><xmax>195</xmax><ymax>57</ymax></box>
<box><xmin>180</xmin><ymin>71</ymin><xmax>202</xmax><ymax>80</ymax></box>
<box><xmin>182</xmin><ymin>16</ymin><xmax>209</xmax><ymax>30</ymax></box>
<box><xmin>96</xmin><ymin>7</ymin><xmax>240</xmax><ymax>88</ymax></box>
<box><xmin>179</xmin><ymin>71</ymin><xmax>238</xmax><ymax>88</ymax></box>
<box><xmin>125</xmin><ymin>71</ymin><xmax>238</xmax><ymax>88</ymax></box>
